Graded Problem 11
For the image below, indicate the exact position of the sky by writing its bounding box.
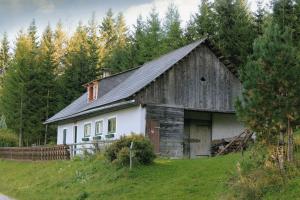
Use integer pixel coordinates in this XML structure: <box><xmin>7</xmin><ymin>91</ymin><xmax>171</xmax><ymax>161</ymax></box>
<box><xmin>0</xmin><ymin>0</ymin><xmax>270</xmax><ymax>44</ymax></box>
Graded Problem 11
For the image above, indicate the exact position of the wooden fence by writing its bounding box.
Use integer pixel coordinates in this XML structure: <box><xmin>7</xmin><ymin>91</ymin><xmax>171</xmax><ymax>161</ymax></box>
<box><xmin>0</xmin><ymin>145</ymin><xmax>70</xmax><ymax>161</ymax></box>
<box><xmin>68</xmin><ymin>140</ymin><xmax>116</xmax><ymax>158</ymax></box>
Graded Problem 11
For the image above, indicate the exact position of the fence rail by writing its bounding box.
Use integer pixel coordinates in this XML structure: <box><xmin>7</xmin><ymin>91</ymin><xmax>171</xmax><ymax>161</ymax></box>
<box><xmin>0</xmin><ymin>140</ymin><xmax>118</xmax><ymax>161</ymax></box>
<box><xmin>0</xmin><ymin>145</ymin><xmax>70</xmax><ymax>161</ymax></box>
<box><xmin>68</xmin><ymin>140</ymin><xmax>116</xmax><ymax>158</ymax></box>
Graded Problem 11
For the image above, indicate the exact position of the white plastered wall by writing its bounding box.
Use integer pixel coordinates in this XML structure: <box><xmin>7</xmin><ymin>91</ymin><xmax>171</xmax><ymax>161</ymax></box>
<box><xmin>57</xmin><ymin>105</ymin><xmax>146</xmax><ymax>145</ymax></box>
<box><xmin>212</xmin><ymin>113</ymin><xmax>244</xmax><ymax>140</ymax></box>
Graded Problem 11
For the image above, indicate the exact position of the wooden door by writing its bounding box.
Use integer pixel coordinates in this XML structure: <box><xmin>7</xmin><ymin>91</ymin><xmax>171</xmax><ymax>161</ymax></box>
<box><xmin>147</xmin><ymin>119</ymin><xmax>160</xmax><ymax>154</ymax></box>
<box><xmin>189</xmin><ymin>124</ymin><xmax>211</xmax><ymax>158</ymax></box>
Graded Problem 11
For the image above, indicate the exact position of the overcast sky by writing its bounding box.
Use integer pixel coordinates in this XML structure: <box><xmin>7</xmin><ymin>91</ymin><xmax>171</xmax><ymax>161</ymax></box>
<box><xmin>0</xmin><ymin>0</ymin><xmax>270</xmax><ymax>44</ymax></box>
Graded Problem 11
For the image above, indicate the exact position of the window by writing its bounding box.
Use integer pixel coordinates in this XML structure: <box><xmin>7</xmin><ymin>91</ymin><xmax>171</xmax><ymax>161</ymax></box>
<box><xmin>86</xmin><ymin>82</ymin><xmax>98</xmax><ymax>103</ymax></box>
<box><xmin>108</xmin><ymin>117</ymin><xmax>116</xmax><ymax>134</ymax></box>
<box><xmin>95</xmin><ymin>120</ymin><xmax>103</xmax><ymax>135</ymax></box>
<box><xmin>88</xmin><ymin>86</ymin><xmax>94</xmax><ymax>102</ymax></box>
<box><xmin>63</xmin><ymin>129</ymin><xmax>67</xmax><ymax>144</ymax></box>
<box><xmin>84</xmin><ymin>123</ymin><xmax>91</xmax><ymax>137</ymax></box>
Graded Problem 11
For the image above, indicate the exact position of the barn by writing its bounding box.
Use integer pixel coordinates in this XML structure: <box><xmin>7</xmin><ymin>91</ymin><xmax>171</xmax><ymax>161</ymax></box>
<box><xmin>45</xmin><ymin>39</ymin><xmax>244</xmax><ymax>158</ymax></box>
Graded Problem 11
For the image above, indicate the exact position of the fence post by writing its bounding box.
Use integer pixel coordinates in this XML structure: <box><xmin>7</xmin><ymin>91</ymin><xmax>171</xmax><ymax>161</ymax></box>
<box><xmin>130</xmin><ymin>142</ymin><xmax>134</xmax><ymax>170</ymax></box>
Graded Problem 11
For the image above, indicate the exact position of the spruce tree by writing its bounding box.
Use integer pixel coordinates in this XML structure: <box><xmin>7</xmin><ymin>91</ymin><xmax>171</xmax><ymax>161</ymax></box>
<box><xmin>0</xmin><ymin>31</ymin><xmax>33</xmax><ymax>146</ymax></box>
<box><xmin>37</xmin><ymin>25</ymin><xmax>58</xmax><ymax>144</ymax></box>
<box><xmin>143</xmin><ymin>7</ymin><xmax>163</xmax><ymax>61</ymax></box>
<box><xmin>0</xmin><ymin>32</ymin><xmax>10</xmax><ymax>76</ymax></box>
<box><xmin>60</xmin><ymin>23</ymin><xmax>99</xmax><ymax>106</ymax></box>
<box><xmin>131</xmin><ymin>15</ymin><xmax>147</xmax><ymax>66</ymax></box>
<box><xmin>0</xmin><ymin>115</ymin><xmax>7</xmax><ymax>129</ymax></box>
<box><xmin>236</xmin><ymin>24</ymin><xmax>300</xmax><ymax>161</ymax></box>
<box><xmin>53</xmin><ymin>21</ymin><xmax>68</xmax><ymax>75</ymax></box>
<box><xmin>163</xmin><ymin>3</ymin><xmax>184</xmax><ymax>51</ymax></box>
<box><xmin>99</xmin><ymin>9</ymin><xmax>117</xmax><ymax>62</ymax></box>
<box><xmin>103</xmin><ymin>12</ymin><xmax>132</xmax><ymax>73</ymax></box>
<box><xmin>254</xmin><ymin>0</ymin><xmax>266</xmax><ymax>35</ymax></box>
<box><xmin>214</xmin><ymin>0</ymin><xmax>256</xmax><ymax>67</ymax></box>
<box><xmin>185</xmin><ymin>0</ymin><xmax>216</xmax><ymax>42</ymax></box>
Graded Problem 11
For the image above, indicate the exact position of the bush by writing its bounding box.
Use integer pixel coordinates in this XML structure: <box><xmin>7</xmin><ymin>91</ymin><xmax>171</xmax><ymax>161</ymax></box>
<box><xmin>105</xmin><ymin>134</ymin><xmax>156</xmax><ymax>166</ymax></box>
<box><xmin>228</xmin><ymin>143</ymin><xmax>300</xmax><ymax>200</ymax></box>
<box><xmin>0</xmin><ymin>129</ymin><xmax>18</xmax><ymax>147</ymax></box>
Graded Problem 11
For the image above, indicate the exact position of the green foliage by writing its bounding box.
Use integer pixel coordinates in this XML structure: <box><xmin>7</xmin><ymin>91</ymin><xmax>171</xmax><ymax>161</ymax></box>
<box><xmin>228</xmin><ymin>144</ymin><xmax>300</xmax><ymax>200</ymax></box>
<box><xmin>0</xmin><ymin>129</ymin><xmax>18</xmax><ymax>147</ymax></box>
<box><xmin>236</xmin><ymin>23</ymin><xmax>300</xmax><ymax>139</ymax></box>
<box><xmin>162</xmin><ymin>3</ymin><xmax>184</xmax><ymax>51</ymax></box>
<box><xmin>0</xmin><ymin>115</ymin><xmax>7</xmax><ymax>129</ymax></box>
<box><xmin>0</xmin><ymin>32</ymin><xmax>11</xmax><ymax>76</ymax></box>
<box><xmin>185</xmin><ymin>0</ymin><xmax>215</xmax><ymax>42</ymax></box>
<box><xmin>105</xmin><ymin>134</ymin><xmax>156</xmax><ymax>166</ymax></box>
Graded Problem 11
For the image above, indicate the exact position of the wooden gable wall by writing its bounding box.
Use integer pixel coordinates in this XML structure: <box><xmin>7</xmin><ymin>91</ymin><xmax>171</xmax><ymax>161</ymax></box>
<box><xmin>134</xmin><ymin>44</ymin><xmax>242</xmax><ymax>112</ymax></box>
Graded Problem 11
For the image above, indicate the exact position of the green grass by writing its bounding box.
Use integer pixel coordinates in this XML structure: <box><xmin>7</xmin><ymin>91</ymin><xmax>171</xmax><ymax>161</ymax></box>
<box><xmin>0</xmin><ymin>154</ymin><xmax>240</xmax><ymax>200</ymax></box>
<box><xmin>0</xmin><ymin>151</ymin><xmax>299</xmax><ymax>200</ymax></box>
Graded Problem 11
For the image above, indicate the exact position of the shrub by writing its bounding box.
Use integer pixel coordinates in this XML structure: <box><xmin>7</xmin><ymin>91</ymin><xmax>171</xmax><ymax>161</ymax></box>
<box><xmin>105</xmin><ymin>134</ymin><xmax>156</xmax><ymax>166</ymax></box>
<box><xmin>0</xmin><ymin>129</ymin><xmax>18</xmax><ymax>147</ymax></box>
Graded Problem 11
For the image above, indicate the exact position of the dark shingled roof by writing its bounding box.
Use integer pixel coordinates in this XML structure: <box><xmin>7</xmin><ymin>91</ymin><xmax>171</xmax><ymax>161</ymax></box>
<box><xmin>45</xmin><ymin>39</ymin><xmax>205</xmax><ymax>124</ymax></box>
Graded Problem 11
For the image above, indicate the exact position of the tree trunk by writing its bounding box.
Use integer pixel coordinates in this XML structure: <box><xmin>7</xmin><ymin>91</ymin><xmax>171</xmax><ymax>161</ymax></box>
<box><xmin>19</xmin><ymin>96</ymin><xmax>23</xmax><ymax>147</ymax></box>
<box><xmin>44</xmin><ymin>89</ymin><xmax>50</xmax><ymax>145</ymax></box>
<box><xmin>287</xmin><ymin>118</ymin><xmax>294</xmax><ymax>162</ymax></box>
<box><xmin>278</xmin><ymin>130</ymin><xmax>285</xmax><ymax>171</ymax></box>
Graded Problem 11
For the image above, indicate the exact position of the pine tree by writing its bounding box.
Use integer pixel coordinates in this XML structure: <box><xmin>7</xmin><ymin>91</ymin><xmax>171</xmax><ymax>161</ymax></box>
<box><xmin>87</xmin><ymin>13</ymin><xmax>101</xmax><ymax>71</ymax></box>
<box><xmin>60</xmin><ymin>23</ymin><xmax>100</xmax><ymax>106</ymax></box>
<box><xmin>103</xmin><ymin>12</ymin><xmax>132</xmax><ymax>73</ymax></box>
<box><xmin>37</xmin><ymin>24</ymin><xmax>58</xmax><ymax>144</ymax></box>
<box><xmin>254</xmin><ymin>0</ymin><xmax>266</xmax><ymax>35</ymax></box>
<box><xmin>131</xmin><ymin>15</ymin><xmax>147</xmax><ymax>66</ymax></box>
<box><xmin>143</xmin><ymin>7</ymin><xmax>163</xmax><ymax>60</ymax></box>
<box><xmin>0</xmin><ymin>31</ymin><xmax>33</xmax><ymax>146</ymax></box>
<box><xmin>99</xmin><ymin>9</ymin><xmax>117</xmax><ymax>62</ymax></box>
<box><xmin>0</xmin><ymin>32</ymin><xmax>10</xmax><ymax>76</ymax></box>
<box><xmin>185</xmin><ymin>0</ymin><xmax>216</xmax><ymax>42</ymax></box>
<box><xmin>0</xmin><ymin>115</ymin><xmax>7</xmax><ymax>129</ymax></box>
<box><xmin>214</xmin><ymin>0</ymin><xmax>256</xmax><ymax>67</ymax></box>
<box><xmin>236</xmin><ymin>24</ymin><xmax>300</xmax><ymax>162</ymax></box>
<box><xmin>115</xmin><ymin>12</ymin><xmax>128</xmax><ymax>48</ymax></box>
<box><xmin>53</xmin><ymin>21</ymin><xmax>68</xmax><ymax>75</ymax></box>
<box><xmin>163</xmin><ymin>3</ymin><xmax>184</xmax><ymax>51</ymax></box>
<box><xmin>28</xmin><ymin>19</ymin><xmax>39</xmax><ymax>48</ymax></box>
<box><xmin>272</xmin><ymin>0</ymin><xmax>296</xmax><ymax>31</ymax></box>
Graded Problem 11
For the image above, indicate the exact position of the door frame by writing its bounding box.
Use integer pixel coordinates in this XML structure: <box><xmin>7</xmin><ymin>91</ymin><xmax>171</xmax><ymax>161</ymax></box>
<box><xmin>185</xmin><ymin>119</ymin><xmax>212</xmax><ymax>158</ymax></box>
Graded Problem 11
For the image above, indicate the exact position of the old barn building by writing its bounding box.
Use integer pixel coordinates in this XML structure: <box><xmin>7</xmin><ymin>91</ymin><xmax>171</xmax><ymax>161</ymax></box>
<box><xmin>45</xmin><ymin>39</ymin><xmax>244</xmax><ymax>158</ymax></box>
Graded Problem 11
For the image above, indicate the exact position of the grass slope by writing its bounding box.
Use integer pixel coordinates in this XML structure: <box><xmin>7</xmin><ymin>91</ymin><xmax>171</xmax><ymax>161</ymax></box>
<box><xmin>0</xmin><ymin>154</ymin><xmax>240</xmax><ymax>200</ymax></box>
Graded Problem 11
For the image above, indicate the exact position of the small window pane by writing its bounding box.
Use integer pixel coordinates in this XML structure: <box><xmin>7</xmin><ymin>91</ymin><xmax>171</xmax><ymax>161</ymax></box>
<box><xmin>95</xmin><ymin>121</ymin><xmax>103</xmax><ymax>135</ymax></box>
<box><xmin>84</xmin><ymin>123</ymin><xmax>91</xmax><ymax>137</ymax></box>
<box><xmin>108</xmin><ymin>118</ymin><xmax>116</xmax><ymax>134</ymax></box>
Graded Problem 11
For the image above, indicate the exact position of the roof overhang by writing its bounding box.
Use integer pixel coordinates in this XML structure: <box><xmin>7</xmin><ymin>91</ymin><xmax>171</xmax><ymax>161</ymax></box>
<box><xmin>44</xmin><ymin>100</ymin><xmax>137</xmax><ymax>125</ymax></box>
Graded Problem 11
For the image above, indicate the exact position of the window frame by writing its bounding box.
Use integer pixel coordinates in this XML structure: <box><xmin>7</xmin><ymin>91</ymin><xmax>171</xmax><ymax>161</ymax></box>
<box><xmin>107</xmin><ymin>117</ymin><xmax>117</xmax><ymax>134</ymax></box>
<box><xmin>83</xmin><ymin>122</ymin><xmax>92</xmax><ymax>137</ymax></box>
<box><xmin>63</xmin><ymin>129</ymin><xmax>67</xmax><ymax>144</ymax></box>
<box><xmin>95</xmin><ymin>120</ymin><xmax>104</xmax><ymax>135</ymax></box>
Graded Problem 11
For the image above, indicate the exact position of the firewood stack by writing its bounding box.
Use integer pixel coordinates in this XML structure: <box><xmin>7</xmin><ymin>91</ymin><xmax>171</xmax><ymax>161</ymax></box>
<box><xmin>211</xmin><ymin>129</ymin><xmax>254</xmax><ymax>156</ymax></box>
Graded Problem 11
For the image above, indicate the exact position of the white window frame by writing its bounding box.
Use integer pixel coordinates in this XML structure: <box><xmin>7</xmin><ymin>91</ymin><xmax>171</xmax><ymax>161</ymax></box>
<box><xmin>83</xmin><ymin>122</ymin><xmax>92</xmax><ymax>137</ymax></box>
<box><xmin>107</xmin><ymin>116</ymin><xmax>117</xmax><ymax>134</ymax></box>
<box><xmin>95</xmin><ymin>119</ymin><xmax>104</xmax><ymax>135</ymax></box>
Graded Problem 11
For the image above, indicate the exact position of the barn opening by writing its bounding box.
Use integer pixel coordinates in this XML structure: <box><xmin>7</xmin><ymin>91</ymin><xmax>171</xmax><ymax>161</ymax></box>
<box><xmin>184</xmin><ymin>110</ymin><xmax>212</xmax><ymax>158</ymax></box>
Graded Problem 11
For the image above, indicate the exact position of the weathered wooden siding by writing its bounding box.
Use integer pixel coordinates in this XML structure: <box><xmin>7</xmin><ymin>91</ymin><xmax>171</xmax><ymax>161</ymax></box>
<box><xmin>146</xmin><ymin>105</ymin><xmax>184</xmax><ymax>157</ymax></box>
<box><xmin>135</xmin><ymin>45</ymin><xmax>241</xmax><ymax>112</ymax></box>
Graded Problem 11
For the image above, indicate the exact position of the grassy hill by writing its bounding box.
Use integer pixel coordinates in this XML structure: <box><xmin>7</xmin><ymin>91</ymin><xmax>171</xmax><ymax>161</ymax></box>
<box><xmin>0</xmin><ymin>154</ymin><xmax>240</xmax><ymax>200</ymax></box>
<box><xmin>0</xmin><ymin>151</ymin><xmax>299</xmax><ymax>200</ymax></box>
